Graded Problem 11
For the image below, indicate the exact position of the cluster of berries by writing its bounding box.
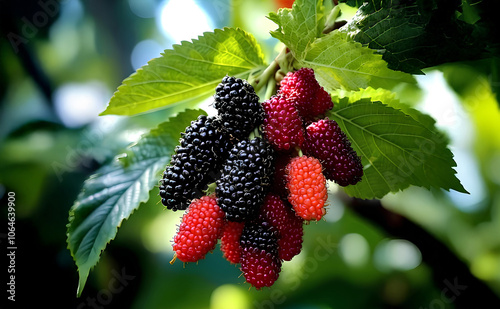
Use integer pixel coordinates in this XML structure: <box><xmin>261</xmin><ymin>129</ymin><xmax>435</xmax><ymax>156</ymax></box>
<box><xmin>264</xmin><ymin>68</ymin><xmax>363</xmax><ymax>187</ymax></box>
<box><xmin>159</xmin><ymin>69</ymin><xmax>363</xmax><ymax>289</ymax></box>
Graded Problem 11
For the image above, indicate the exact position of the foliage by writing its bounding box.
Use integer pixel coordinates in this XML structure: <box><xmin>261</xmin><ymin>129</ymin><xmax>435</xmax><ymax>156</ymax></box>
<box><xmin>67</xmin><ymin>109</ymin><xmax>204</xmax><ymax>296</ymax></box>
<box><xmin>101</xmin><ymin>28</ymin><xmax>266</xmax><ymax>116</ymax></box>
<box><xmin>327</xmin><ymin>98</ymin><xmax>465</xmax><ymax>199</ymax></box>
<box><xmin>65</xmin><ymin>0</ymin><xmax>498</xmax><ymax>296</ymax></box>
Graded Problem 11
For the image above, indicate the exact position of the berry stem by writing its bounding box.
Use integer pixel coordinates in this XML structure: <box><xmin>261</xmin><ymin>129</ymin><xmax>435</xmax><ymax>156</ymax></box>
<box><xmin>253</xmin><ymin>58</ymin><xmax>279</xmax><ymax>92</ymax></box>
<box><xmin>204</xmin><ymin>182</ymin><xmax>216</xmax><ymax>195</ymax></box>
<box><xmin>249</xmin><ymin>126</ymin><xmax>262</xmax><ymax>140</ymax></box>
<box><xmin>275</xmin><ymin>47</ymin><xmax>295</xmax><ymax>78</ymax></box>
<box><xmin>264</xmin><ymin>76</ymin><xmax>277</xmax><ymax>101</ymax></box>
<box><xmin>253</xmin><ymin>47</ymin><xmax>290</xmax><ymax>92</ymax></box>
<box><xmin>170</xmin><ymin>253</ymin><xmax>177</xmax><ymax>265</ymax></box>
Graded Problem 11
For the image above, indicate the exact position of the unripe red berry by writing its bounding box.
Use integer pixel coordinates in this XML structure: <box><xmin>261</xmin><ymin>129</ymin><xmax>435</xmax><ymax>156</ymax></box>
<box><xmin>172</xmin><ymin>195</ymin><xmax>225</xmax><ymax>263</ymax></box>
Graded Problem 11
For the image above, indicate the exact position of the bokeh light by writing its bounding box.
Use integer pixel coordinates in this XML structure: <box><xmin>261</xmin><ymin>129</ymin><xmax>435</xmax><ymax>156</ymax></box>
<box><xmin>157</xmin><ymin>0</ymin><xmax>214</xmax><ymax>44</ymax></box>
<box><xmin>417</xmin><ymin>71</ymin><xmax>486</xmax><ymax>211</ymax></box>
<box><xmin>142</xmin><ymin>210</ymin><xmax>184</xmax><ymax>254</ymax></box>
<box><xmin>130</xmin><ymin>39</ymin><xmax>165</xmax><ymax>70</ymax></box>
<box><xmin>54</xmin><ymin>81</ymin><xmax>110</xmax><ymax>128</ymax></box>
<box><xmin>339</xmin><ymin>233</ymin><xmax>370</xmax><ymax>267</ymax></box>
<box><xmin>210</xmin><ymin>284</ymin><xmax>250</xmax><ymax>309</ymax></box>
<box><xmin>128</xmin><ymin>0</ymin><xmax>157</xmax><ymax>18</ymax></box>
<box><xmin>374</xmin><ymin>239</ymin><xmax>422</xmax><ymax>272</ymax></box>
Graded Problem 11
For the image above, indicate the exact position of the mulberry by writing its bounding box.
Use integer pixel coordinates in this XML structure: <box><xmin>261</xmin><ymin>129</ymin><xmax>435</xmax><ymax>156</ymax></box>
<box><xmin>214</xmin><ymin>76</ymin><xmax>265</xmax><ymax>140</ymax></box>
<box><xmin>240</xmin><ymin>221</ymin><xmax>281</xmax><ymax>289</ymax></box>
<box><xmin>262</xmin><ymin>95</ymin><xmax>305</xmax><ymax>151</ymax></box>
<box><xmin>159</xmin><ymin>115</ymin><xmax>231</xmax><ymax>210</ymax></box>
<box><xmin>172</xmin><ymin>195</ymin><xmax>225</xmax><ymax>263</ymax></box>
<box><xmin>303</xmin><ymin>119</ymin><xmax>363</xmax><ymax>186</ymax></box>
<box><xmin>259</xmin><ymin>193</ymin><xmax>304</xmax><ymax>261</ymax></box>
<box><xmin>286</xmin><ymin>156</ymin><xmax>328</xmax><ymax>221</ymax></box>
<box><xmin>216</xmin><ymin>137</ymin><xmax>275</xmax><ymax>222</ymax></box>
<box><xmin>279</xmin><ymin>68</ymin><xmax>333</xmax><ymax>120</ymax></box>
<box><xmin>220</xmin><ymin>221</ymin><xmax>245</xmax><ymax>264</ymax></box>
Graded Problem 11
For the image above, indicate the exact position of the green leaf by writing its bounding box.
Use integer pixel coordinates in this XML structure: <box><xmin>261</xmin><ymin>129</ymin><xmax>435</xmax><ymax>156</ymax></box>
<box><xmin>340</xmin><ymin>0</ymin><xmax>483</xmax><ymax>74</ymax></box>
<box><xmin>339</xmin><ymin>0</ymin><xmax>365</xmax><ymax>7</ymax></box>
<box><xmin>101</xmin><ymin>28</ymin><xmax>266</xmax><ymax>116</ymax></box>
<box><xmin>327</xmin><ymin>98</ymin><xmax>466</xmax><ymax>199</ymax></box>
<box><xmin>67</xmin><ymin>109</ymin><xmax>204</xmax><ymax>297</ymax></box>
<box><xmin>332</xmin><ymin>87</ymin><xmax>435</xmax><ymax>128</ymax></box>
<box><xmin>332</xmin><ymin>87</ymin><xmax>400</xmax><ymax>106</ymax></box>
<box><xmin>301</xmin><ymin>31</ymin><xmax>415</xmax><ymax>91</ymax></box>
<box><xmin>268</xmin><ymin>0</ymin><xmax>324</xmax><ymax>61</ymax></box>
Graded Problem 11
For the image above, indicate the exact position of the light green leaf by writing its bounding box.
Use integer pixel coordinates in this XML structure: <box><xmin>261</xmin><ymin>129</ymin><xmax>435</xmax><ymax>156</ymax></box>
<box><xmin>332</xmin><ymin>87</ymin><xmax>400</xmax><ymax>106</ymax></box>
<box><xmin>268</xmin><ymin>0</ymin><xmax>324</xmax><ymax>61</ymax></box>
<box><xmin>327</xmin><ymin>98</ymin><xmax>466</xmax><ymax>199</ymax></box>
<box><xmin>301</xmin><ymin>31</ymin><xmax>415</xmax><ymax>91</ymax></box>
<box><xmin>67</xmin><ymin>109</ymin><xmax>205</xmax><ymax>297</ymax></box>
<box><xmin>101</xmin><ymin>28</ymin><xmax>266</xmax><ymax>116</ymax></box>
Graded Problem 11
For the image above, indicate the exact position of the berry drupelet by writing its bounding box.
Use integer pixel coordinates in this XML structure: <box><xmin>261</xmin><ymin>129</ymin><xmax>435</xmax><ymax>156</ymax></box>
<box><xmin>303</xmin><ymin>119</ymin><xmax>363</xmax><ymax>186</ymax></box>
<box><xmin>214</xmin><ymin>76</ymin><xmax>265</xmax><ymax>140</ymax></box>
<box><xmin>159</xmin><ymin>115</ymin><xmax>231</xmax><ymax>211</ymax></box>
<box><xmin>240</xmin><ymin>220</ymin><xmax>281</xmax><ymax>289</ymax></box>
<box><xmin>216</xmin><ymin>137</ymin><xmax>275</xmax><ymax>222</ymax></box>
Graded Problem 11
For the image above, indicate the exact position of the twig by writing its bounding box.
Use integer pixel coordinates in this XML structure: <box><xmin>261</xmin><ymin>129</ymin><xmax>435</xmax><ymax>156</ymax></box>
<box><xmin>346</xmin><ymin>197</ymin><xmax>500</xmax><ymax>308</ymax></box>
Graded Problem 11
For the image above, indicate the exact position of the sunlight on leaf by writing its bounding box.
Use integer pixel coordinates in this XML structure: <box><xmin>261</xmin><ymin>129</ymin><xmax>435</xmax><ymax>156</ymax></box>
<box><xmin>101</xmin><ymin>28</ymin><xmax>266</xmax><ymax>116</ymax></box>
<box><xmin>269</xmin><ymin>0</ymin><xmax>324</xmax><ymax>61</ymax></box>
<box><xmin>302</xmin><ymin>32</ymin><xmax>415</xmax><ymax>91</ymax></box>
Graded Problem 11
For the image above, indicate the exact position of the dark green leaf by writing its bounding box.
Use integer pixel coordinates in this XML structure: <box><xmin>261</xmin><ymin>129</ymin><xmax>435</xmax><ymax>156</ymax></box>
<box><xmin>339</xmin><ymin>0</ymin><xmax>365</xmax><ymax>7</ymax></box>
<box><xmin>327</xmin><ymin>98</ymin><xmax>466</xmax><ymax>199</ymax></box>
<box><xmin>340</xmin><ymin>0</ymin><xmax>483</xmax><ymax>74</ymax></box>
<box><xmin>67</xmin><ymin>109</ymin><xmax>205</xmax><ymax>297</ymax></box>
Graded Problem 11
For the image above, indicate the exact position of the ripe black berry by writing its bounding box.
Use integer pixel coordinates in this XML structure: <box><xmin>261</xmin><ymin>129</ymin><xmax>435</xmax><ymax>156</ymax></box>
<box><xmin>214</xmin><ymin>76</ymin><xmax>264</xmax><ymax>140</ymax></box>
<box><xmin>159</xmin><ymin>115</ymin><xmax>231</xmax><ymax>210</ymax></box>
<box><xmin>216</xmin><ymin>137</ymin><xmax>275</xmax><ymax>222</ymax></box>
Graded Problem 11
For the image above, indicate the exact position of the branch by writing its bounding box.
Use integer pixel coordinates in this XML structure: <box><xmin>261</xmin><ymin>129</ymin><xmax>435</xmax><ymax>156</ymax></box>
<box><xmin>347</xmin><ymin>197</ymin><xmax>500</xmax><ymax>308</ymax></box>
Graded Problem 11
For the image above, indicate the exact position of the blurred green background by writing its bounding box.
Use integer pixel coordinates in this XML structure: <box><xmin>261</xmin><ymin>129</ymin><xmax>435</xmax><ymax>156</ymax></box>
<box><xmin>1</xmin><ymin>0</ymin><xmax>500</xmax><ymax>308</ymax></box>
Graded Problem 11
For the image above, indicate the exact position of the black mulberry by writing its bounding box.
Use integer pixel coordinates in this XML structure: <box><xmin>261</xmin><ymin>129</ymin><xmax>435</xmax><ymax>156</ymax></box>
<box><xmin>216</xmin><ymin>137</ymin><xmax>275</xmax><ymax>222</ymax></box>
<box><xmin>159</xmin><ymin>115</ymin><xmax>231</xmax><ymax>210</ymax></box>
<box><xmin>214</xmin><ymin>76</ymin><xmax>264</xmax><ymax>140</ymax></box>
